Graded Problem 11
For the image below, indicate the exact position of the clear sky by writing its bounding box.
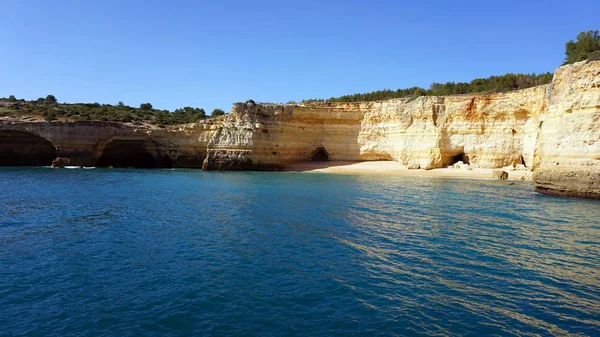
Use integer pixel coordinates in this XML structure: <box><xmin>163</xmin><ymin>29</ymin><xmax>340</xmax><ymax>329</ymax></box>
<box><xmin>1</xmin><ymin>0</ymin><xmax>598</xmax><ymax>113</ymax></box>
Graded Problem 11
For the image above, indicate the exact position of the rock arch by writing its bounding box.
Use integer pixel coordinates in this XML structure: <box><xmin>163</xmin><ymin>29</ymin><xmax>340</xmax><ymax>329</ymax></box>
<box><xmin>96</xmin><ymin>139</ymin><xmax>171</xmax><ymax>168</ymax></box>
<box><xmin>0</xmin><ymin>130</ymin><xmax>57</xmax><ymax>166</ymax></box>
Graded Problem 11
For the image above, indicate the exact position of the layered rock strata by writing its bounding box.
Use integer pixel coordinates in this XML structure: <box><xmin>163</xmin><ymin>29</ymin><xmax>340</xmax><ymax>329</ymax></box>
<box><xmin>204</xmin><ymin>85</ymin><xmax>549</xmax><ymax>171</ymax></box>
<box><xmin>0</xmin><ymin>120</ymin><xmax>219</xmax><ymax>168</ymax></box>
<box><xmin>0</xmin><ymin>60</ymin><xmax>598</xmax><ymax>198</ymax></box>
<box><xmin>532</xmin><ymin>61</ymin><xmax>600</xmax><ymax>198</ymax></box>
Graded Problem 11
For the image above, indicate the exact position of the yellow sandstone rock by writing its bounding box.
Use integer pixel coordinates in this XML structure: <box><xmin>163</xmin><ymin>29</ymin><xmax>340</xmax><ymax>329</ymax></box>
<box><xmin>1</xmin><ymin>61</ymin><xmax>598</xmax><ymax>198</ymax></box>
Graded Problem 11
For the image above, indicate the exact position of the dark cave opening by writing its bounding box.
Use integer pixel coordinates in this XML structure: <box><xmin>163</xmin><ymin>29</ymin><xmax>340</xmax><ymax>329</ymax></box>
<box><xmin>311</xmin><ymin>147</ymin><xmax>329</xmax><ymax>161</ymax></box>
<box><xmin>0</xmin><ymin>130</ymin><xmax>57</xmax><ymax>166</ymax></box>
<box><xmin>96</xmin><ymin>140</ymin><xmax>171</xmax><ymax>168</ymax></box>
<box><xmin>450</xmin><ymin>152</ymin><xmax>470</xmax><ymax>165</ymax></box>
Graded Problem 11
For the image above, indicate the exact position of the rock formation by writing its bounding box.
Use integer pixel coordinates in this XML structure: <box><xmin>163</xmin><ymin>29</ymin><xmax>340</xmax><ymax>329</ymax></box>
<box><xmin>0</xmin><ymin>120</ymin><xmax>219</xmax><ymax>168</ymax></box>
<box><xmin>204</xmin><ymin>84</ymin><xmax>546</xmax><ymax>171</ymax></box>
<box><xmin>532</xmin><ymin>60</ymin><xmax>600</xmax><ymax>198</ymax></box>
<box><xmin>1</xmin><ymin>60</ymin><xmax>598</xmax><ymax>198</ymax></box>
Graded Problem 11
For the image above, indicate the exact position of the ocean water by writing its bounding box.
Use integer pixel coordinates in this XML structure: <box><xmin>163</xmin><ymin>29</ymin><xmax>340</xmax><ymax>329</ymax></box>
<box><xmin>1</xmin><ymin>167</ymin><xmax>599</xmax><ymax>337</ymax></box>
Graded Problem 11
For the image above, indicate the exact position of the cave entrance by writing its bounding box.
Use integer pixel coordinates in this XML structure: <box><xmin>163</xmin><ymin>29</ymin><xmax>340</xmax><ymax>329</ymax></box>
<box><xmin>311</xmin><ymin>147</ymin><xmax>329</xmax><ymax>161</ymax></box>
<box><xmin>96</xmin><ymin>139</ymin><xmax>171</xmax><ymax>168</ymax></box>
<box><xmin>0</xmin><ymin>130</ymin><xmax>56</xmax><ymax>166</ymax></box>
<box><xmin>450</xmin><ymin>152</ymin><xmax>470</xmax><ymax>165</ymax></box>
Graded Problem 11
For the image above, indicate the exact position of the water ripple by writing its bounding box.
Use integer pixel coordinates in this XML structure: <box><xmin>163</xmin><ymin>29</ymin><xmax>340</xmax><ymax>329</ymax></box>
<box><xmin>0</xmin><ymin>168</ymin><xmax>599</xmax><ymax>336</ymax></box>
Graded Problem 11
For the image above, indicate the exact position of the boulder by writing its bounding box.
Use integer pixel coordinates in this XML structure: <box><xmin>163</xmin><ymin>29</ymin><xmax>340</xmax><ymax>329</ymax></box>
<box><xmin>492</xmin><ymin>170</ymin><xmax>509</xmax><ymax>180</ymax></box>
<box><xmin>51</xmin><ymin>157</ymin><xmax>71</xmax><ymax>168</ymax></box>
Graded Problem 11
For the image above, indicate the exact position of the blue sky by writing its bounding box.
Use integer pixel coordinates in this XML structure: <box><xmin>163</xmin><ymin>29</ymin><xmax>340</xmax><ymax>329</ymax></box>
<box><xmin>1</xmin><ymin>0</ymin><xmax>598</xmax><ymax>113</ymax></box>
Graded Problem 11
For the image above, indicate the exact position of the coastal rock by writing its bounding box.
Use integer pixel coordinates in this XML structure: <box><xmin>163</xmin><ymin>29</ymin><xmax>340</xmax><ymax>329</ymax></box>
<box><xmin>493</xmin><ymin>170</ymin><xmax>509</xmax><ymax>180</ymax></box>
<box><xmin>532</xmin><ymin>60</ymin><xmax>600</xmax><ymax>198</ymax></box>
<box><xmin>0</xmin><ymin>120</ymin><xmax>217</xmax><ymax>168</ymax></box>
<box><xmin>51</xmin><ymin>157</ymin><xmax>71</xmax><ymax>168</ymax></box>
<box><xmin>0</xmin><ymin>61</ymin><xmax>599</xmax><ymax>198</ymax></box>
<box><xmin>203</xmin><ymin>84</ymin><xmax>548</xmax><ymax>171</ymax></box>
<box><xmin>533</xmin><ymin>165</ymin><xmax>600</xmax><ymax>198</ymax></box>
<box><xmin>520</xmin><ymin>172</ymin><xmax>533</xmax><ymax>181</ymax></box>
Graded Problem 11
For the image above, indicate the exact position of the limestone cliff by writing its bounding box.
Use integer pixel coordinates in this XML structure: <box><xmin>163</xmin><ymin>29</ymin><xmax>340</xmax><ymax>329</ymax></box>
<box><xmin>0</xmin><ymin>119</ymin><xmax>219</xmax><ymax>168</ymax></box>
<box><xmin>1</xmin><ymin>61</ymin><xmax>599</xmax><ymax>199</ymax></box>
<box><xmin>532</xmin><ymin>60</ymin><xmax>600</xmax><ymax>198</ymax></box>
<box><xmin>203</xmin><ymin>61</ymin><xmax>599</xmax><ymax>198</ymax></box>
<box><xmin>204</xmin><ymin>86</ymin><xmax>548</xmax><ymax>171</ymax></box>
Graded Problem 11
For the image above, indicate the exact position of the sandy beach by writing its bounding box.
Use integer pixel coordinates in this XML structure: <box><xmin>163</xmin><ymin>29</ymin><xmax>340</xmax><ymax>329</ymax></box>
<box><xmin>283</xmin><ymin>161</ymin><xmax>532</xmax><ymax>181</ymax></box>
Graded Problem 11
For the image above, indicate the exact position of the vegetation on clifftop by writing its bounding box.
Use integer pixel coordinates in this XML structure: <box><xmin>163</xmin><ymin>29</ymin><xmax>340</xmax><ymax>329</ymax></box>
<box><xmin>0</xmin><ymin>98</ymin><xmax>226</xmax><ymax>125</ymax></box>
<box><xmin>564</xmin><ymin>30</ymin><xmax>600</xmax><ymax>64</ymax></box>
<box><xmin>2</xmin><ymin>31</ymin><xmax>598</xmax><ymax>119</ymax></box>
<box><xmin>302</xmin><ymin>72</ymin><xmax>554</xmax><ymax>103</ymax></box>
<box><xmin>303</xmin><ymin>30</ymin><xmax>598</xmax><ymax>104</ymax></box>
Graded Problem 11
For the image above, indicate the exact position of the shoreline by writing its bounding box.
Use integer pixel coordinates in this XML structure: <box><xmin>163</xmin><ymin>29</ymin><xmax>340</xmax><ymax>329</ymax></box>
<box><xmin>0</xmin><ymin>161</ymin><xmax>533</xmax><ymax>181</ymax></box>
<box><xmin>282</xmin><ymin>161</ymin><xmax>532</xmax><ymax>181</ymax></box>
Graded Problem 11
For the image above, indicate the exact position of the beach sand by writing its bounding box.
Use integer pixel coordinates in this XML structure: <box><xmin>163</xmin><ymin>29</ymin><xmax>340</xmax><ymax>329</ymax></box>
<box><xmin>283</xmin><ymin>161</ymin><xmax>531</xmax><ymax>181</ymax></box>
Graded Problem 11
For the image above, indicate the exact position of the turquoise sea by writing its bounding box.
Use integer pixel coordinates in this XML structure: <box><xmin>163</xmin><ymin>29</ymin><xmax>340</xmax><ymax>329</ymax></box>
<box><xmin>1</xmin><ymin>167</ymin><xmax>599</xmax><ymax>336</ymax></box>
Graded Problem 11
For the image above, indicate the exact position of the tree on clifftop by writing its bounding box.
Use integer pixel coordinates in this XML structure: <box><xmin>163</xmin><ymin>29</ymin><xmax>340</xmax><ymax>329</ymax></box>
<box><xmin>45</xmin><ymin>95</ymin><xmax>57</xmax><ymax>104</ymax></box>
<box><xmin>564</xmin><ymin>30</ymin><xmax>600</xmax><ymax>64</ymax></box>
<box><xmin>140</xmin><ymin>103</ymin><xmax>153</xmax><ymax>110</ymax></box>
<box><xmin>211</xmin><ymin>108</ymin><xmax>225</xmax><ymax>116</ymax></box>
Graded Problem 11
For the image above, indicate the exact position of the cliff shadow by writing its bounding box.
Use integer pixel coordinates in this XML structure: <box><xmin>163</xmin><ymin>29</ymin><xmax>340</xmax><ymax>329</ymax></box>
<box><xmin>0</xmin><ymin>130</ymin><xmax>57</xmax><ymax>166</ymax></box>
<box><xmin>96</xmin><ymin>139</ymin><xmax>172</xmax><ymax>168</ymax></box>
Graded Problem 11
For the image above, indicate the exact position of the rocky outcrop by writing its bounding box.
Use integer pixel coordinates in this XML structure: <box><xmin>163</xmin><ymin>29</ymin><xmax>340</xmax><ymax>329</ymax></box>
<box><xmin>202</xmin><ymin>61</ymin><xmax>599</xmax><ymax>198</ymax></box>
<box><xmin>0</xmin><ymin>130</ymin><xmax>57</xmax><ymax>166</ymax></box>
<box><xmin>1</xmin><ymin>61</ymin><xmax>598</xmax><ymax>198</ymax></box>
<box><xmin>532</xmin><ymin>60</ymin><xmax>600</xmax><ymax>198</ymax></box>
<box><xmin>492</xmin><ymin>170</ymin><xmax>509</xmax><ymax>180</ymax></box>
<box><xmin>0</xmin><ymin>119</ymin><xmax>219</xmax><ymax>168</ymax></box>
<box><xmin>203</xmin><ymin>86</ymin><xmax>548</xmax><ymax>171</ymax></box>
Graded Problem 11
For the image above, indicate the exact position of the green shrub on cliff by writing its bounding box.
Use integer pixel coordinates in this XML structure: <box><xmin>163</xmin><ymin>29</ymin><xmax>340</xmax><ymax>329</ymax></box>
<box><xmin>42</xmin><ymin>111</ymin><xmax>56</xmax><ymax>121</ymax></box>
<box><xmin>0</xmin><ymin>98</ymin><xmax>213</xmax><ymax>125</ymax></box>
<box><xmin>211</xmin><ymin>108</ymin><xmax>225</xmax><ymax>116</ymax></box>
<box><xmin>173</xmin><ymin>107</ymin><xmax>206</xmax><ymax>120</ymax></box>
<box><xmin>303</xmin><ymin>72</ymin><xmax>554</xmax><ymax>103</ymax></box>
<box><xmin>45</xmin><ymin>95</ymin><xmax>57</xmax><ymax>104</ymax></box>
<box><xmin>303</xmin><ymin>30</ymin><xmax>600</xmax><ymax>103</ymax></box>
<box><xmin>140</xmin><ymin>103</ymin><xmax>153</xmax><ymax>110</ymax></box>
<box><xmin>564</xmin><ymin>30</ymin><xmax>600</xmax><ymax>64</ymax></box>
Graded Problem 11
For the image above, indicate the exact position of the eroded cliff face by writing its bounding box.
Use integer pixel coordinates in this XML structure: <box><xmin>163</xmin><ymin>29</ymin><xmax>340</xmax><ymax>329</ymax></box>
<box><xmin>1</xmin><ymin>61</ymin><xmax>598</xmax><ymax>198</ymax></box>
<box><xmin>203</xmin><ymin>60</ymin><xmax>599</xmax><ymax>198</ymax></box>
<box><xmin>204</xmin><ymin>86</ymin><xmax>548</xmax><ymax>171</ymax></box>
<box><xmin>0</xmin><ymin>119</ymin><xmax>219</xmax><ymax>168</ymax></box>
<box><xmin>532</xmin><ymin>61</ymin><xmax>600</xmax><ymax>198</ymax></box>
